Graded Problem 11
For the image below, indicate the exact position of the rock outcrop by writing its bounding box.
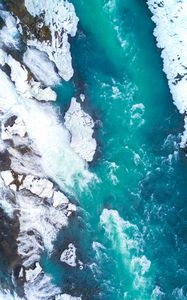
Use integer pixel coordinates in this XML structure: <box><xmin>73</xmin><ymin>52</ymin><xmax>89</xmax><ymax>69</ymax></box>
<box><xmin>0</xmin><ymin>2</ymin><xmax>85</xmax><ymax>299</ymax></box>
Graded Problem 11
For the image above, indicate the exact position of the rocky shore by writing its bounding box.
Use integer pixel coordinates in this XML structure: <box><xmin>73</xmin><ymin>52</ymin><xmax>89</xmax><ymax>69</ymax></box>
<box><xmin>0</xmin><ymin>0</ymin><xmax>96</xmax><ymax>299</ymax></box>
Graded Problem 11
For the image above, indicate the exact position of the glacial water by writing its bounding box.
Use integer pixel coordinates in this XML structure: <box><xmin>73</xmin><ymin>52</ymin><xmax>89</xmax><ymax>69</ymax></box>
<box><xmin>1</xmin><ymin>0</ymin><xmax>187</xmax><ymax>299</ymax></box>
<box><xmin>39</xmin><ymin>1</ymin><xmax>187</xmax><ymax>299</ymax></box>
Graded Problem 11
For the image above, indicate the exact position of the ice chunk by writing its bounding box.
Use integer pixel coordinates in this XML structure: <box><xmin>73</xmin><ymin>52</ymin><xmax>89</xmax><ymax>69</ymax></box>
<box><xmin>64</xmin><ymin>98</ymin><xmax>96</xmax><ymax>162</ymax></box>
<box><xmin>60</xmin><ymin>243</ymin><xmax>77</xmax><ymax>267</ymax></box>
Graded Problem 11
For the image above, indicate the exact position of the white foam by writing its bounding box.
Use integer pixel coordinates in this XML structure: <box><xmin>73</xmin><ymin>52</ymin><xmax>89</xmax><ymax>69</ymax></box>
<box><xmin>0</xmin><ymin>290</ymin><xmax>22</xmax><ymax>300</ymax></box>
<box><xmin>55</xmin><ymin>294</ymin><xmax>81</xmax><ymax>300</ymax></box>
<box><xmin>0</xmin><ymin>272</ymin><xmax>73</xmax><ymax>300</ymax></box>
<box><xmin>0</xmin><ymin>49</ymin><xmax>7</xmax><ymax>65</ymax></box>
<box><xmin>23</xmin><ymin>47</ymin><xmax>61</xmax><ymax>86</ymax></box>
<box><xmin>25</xmin><ymin>269</ymin><xmax>82</xmax><ymax>300</ymax></box>
<box><xmin>0</xmin><ymin>10</ymin><xmax>20</xmax><ymax>49</ymax></box>
<box><xmin>131</xmin><ymin>255</ymin><xmax>151</xmax><ymax>275</ymax></box>
<box><xmin>172</xmin><ymin>287</ymin><xmax>186</xmax><ymax>299</ymax></box>
<box><xmin>100</xmin><ymin>209</ymin><xmax>151</xmax><ymax>291</ymax></box>
<box><xmin>7</xmin><ymin>54</ymin><xmax>57</xmax><ymax>101</ymax></box>
<box><xmin>92</xmin><ymin>241</ymin><xmax>106</xmax><ymax>260</ymax></box>
<box><xmin>181</xmin><ymin>116</ymin><xmax>187</xmax><ymax>148</ymax></box>
<box><xmin>151</xmin><ymin>286</ymin><xmax>165</xmax><ymax>299</ymax></box>
<box><xmin>0</xmin><ymin>69</ymin><xmax>92</xmax><ymax>188</ymax></box>
<box><xmin>64</xmin><ymin>98</ymin><xmax>96</xmax><ymax>162</ymax></box>
<box><xmin>0</xmin><ymin>177</ymin><xmax>15</xmax><ymax>218</ymax></box>
<box><xmin>0</xmin><ymin>197</ymin><xmax>15</xmax><ymax>218</ymax></box>
<box><xmin>105</xmin><ymin>161</ymin><xmax>119</xmax><ymax>185</ymax></box>
<box><xmin>24</xmin><ymin>273</ymin><xmax>62</xmax><ymax>300</ymax></box>
<box><xmin>130</xmin><ymin>103</ymin><xmax>145</xmax><ymax>127</ymax></box>
<box><xmin>25</xmin><ymin>262</ymin><xmax>42</xmax><ymax>282</ymax></box>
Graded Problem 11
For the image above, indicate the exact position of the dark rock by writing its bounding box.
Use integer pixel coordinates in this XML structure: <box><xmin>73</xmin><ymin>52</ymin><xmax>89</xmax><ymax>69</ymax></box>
<box><xmin>4</xmin><ymin>116</ymin><xmax>17</xmax><ymax>128</ymax></box>
<box><xmin>6</xmin><ymin>0</ymin><xmax>52</xmax><ymax>43</ymax></box>
<box><xmin>0</xmin><ymin>63</ymin><xmax>11</xmax><ymax>78</ymax></box>
<box><xmin>0</xmin><ymin>150</ymin><xmax>11</xmax><ymax>171</ymax></box>
<box><xmin>0</xmin><ymin>207</ymin><xmax>20</xmax><ymax>272</ymax></box>
<box><xmin>0</xmin><ymin>16</ymin><xmax>5</xmax><ymax>29</ymax></box>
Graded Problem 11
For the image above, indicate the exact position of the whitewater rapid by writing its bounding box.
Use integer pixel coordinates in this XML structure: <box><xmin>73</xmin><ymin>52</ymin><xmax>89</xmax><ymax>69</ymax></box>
<box><xmin>100</xmin><ymin>209</ymin><xmax>152</xmax><ymax>299</ymax></box>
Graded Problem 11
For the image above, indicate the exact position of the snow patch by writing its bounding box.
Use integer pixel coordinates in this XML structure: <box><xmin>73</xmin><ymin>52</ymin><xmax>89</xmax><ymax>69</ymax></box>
<box><xmin>2</xmin><ymin>116</ymin><xmax>26</xmax><ymax>140</ymax></box>
<box><xmin>20</xmin><ymin>175</ymin><xmax>54</xmax><ymax>198</ymax></box>
<box><xmin>53</xmin><ymin>190</ymin><xmax>69</xmax><ymax>208</ymax></box>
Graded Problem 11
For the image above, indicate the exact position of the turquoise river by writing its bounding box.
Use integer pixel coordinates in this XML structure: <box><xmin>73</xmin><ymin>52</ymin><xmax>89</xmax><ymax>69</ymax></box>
<box><xmin>42</xmin><ymin>1</ymin><xmax>187</xmax><ymax>299</ymax></box>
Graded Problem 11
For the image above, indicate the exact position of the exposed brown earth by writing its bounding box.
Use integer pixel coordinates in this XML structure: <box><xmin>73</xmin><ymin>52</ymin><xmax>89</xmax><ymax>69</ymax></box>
<box><xmin>6</xmin><ymin>0</ymin><xmax>52</xmax><ymax>43</ymax></box>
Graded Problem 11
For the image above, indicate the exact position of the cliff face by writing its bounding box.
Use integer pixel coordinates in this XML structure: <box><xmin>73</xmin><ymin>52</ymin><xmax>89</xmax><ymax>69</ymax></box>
<box><xmin>147</xmin><ymin>0</ymin><xmax>187</xmax><ymax>148</ymax></box>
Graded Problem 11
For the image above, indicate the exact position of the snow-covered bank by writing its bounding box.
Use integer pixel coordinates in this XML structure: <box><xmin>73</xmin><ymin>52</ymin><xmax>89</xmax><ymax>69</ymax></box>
<box><xmin>147</xmin><ymin>0</ymin><xmax>187</xmax><ymax>146</ymax></box>
<box><xmin>0</xmin><ymin>108</ymin><xmax>81</xmax><ymax>299</ymax></box>
<box><xmin>6</xmin><ymin>0</ymin><xmax>79</xmax><ymax>82</ymax></box>
<box><xmin>25</xmin><ymin>0</ymin><xmax>78</xmax><ymax>80</ymax></box>
<box><xmin>0</xmin><ymin>1</ymin><xmax>94</xmax><ymax>298</ymax></box>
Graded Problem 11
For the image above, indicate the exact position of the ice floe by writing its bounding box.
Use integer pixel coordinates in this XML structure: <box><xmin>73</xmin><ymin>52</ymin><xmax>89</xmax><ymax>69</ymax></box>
<box><xmin>60</xmin><ymin>243</ymin><xmax>77</xmax><ymax>267</ymax></box>
<box><xmin>64</xmin><ymin>97</ymin><xmax>96</xmax><ymax>162</ymax></box>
